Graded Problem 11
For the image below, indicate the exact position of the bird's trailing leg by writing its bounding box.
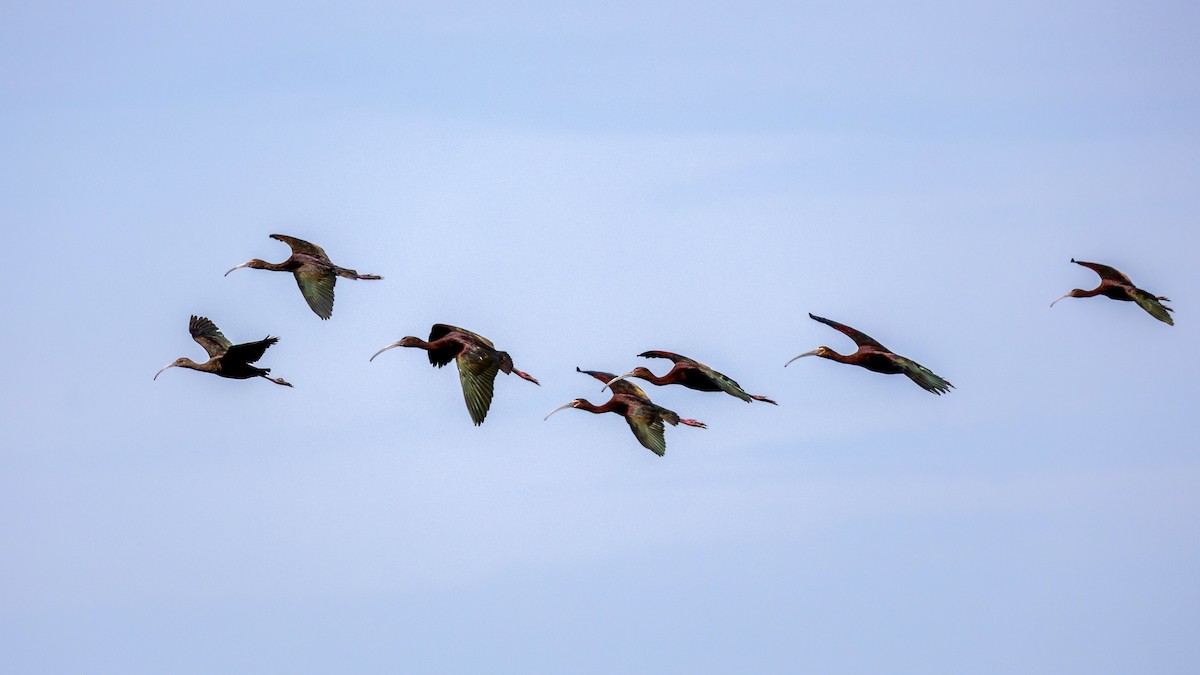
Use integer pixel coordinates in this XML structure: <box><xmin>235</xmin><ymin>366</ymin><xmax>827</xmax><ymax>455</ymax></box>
<box><xmin>335</xmin><ymin>266</ymin><xmax>382</xmax><ymax>281</ymax></box>
<box><xmin>261</xmin><ymin>375</ymin><xmax>293</xmax><ymax>387</ymax></box>
<box><xmin>749</xmin><ymin>394</ymin><xmax>779</xmax><ymax>405</ymax></box>
<box><xmin>678</xmin><ymin>418</ymin><xmax>707</xmax><ymax>429</ymax></box>
<box><xmin>512</xmin><ymin>368</ymin><xmax>540</xmax><ymax>385</ymax></box>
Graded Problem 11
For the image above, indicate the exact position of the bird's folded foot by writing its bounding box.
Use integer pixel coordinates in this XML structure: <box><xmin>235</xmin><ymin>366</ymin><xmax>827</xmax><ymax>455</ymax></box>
<box><xmin>270</xmin><ymin>377</ymin><xmax>293</xmax><ymax>387</ymax></box>
<box><xmin>679</xmin><ymin>418</ymin><xmax>707</xmax><ymax>429</ymax></box>
<box><xmin>751</xmin><ymin>394</ymin><xmax>779</xmax><ymax>405</ymax></box>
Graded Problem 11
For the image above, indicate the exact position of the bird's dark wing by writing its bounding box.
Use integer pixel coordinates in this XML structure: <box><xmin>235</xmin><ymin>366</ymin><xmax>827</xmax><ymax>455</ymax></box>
<box><xmin>422</xmin><ymin>325</ymin><xmax>470</xmax><ymax>367</ymax></box>
<box><xmin>456</xmin><ymin>348</ymin><xmax>501</xmax><ymax>425</ymax></box>
<box><xmin>808</xmin><ymin>313</ymin><xmax>889</xmax><ymax>350</ymax></box>
<box><xmin>1072</xmin><ymin>259</ymin><xmax>1133</xmax><ymax>285</ymax></box>
<box><xmin>226</xmin><ymin>336</ymin><xmax>280</xmax><ymax>364</ymax></box>
<box><xmin>891</xmin><ymin>355</ymin><xmax>954</xmax><ymax>395</ymax></box>
<box><xmin>625</xmin><ymin>405</ymin><xmax>668</xmax><ymax>456</ymax></box>
<box><xmin>431</xmin><ymin>324</ymin><xmax>496</xmax><ymax>348</ymax></box>
<box><xmin>638</xmin><ymin>350</ymin><xmax>702</xmax><ymax>367</ymax></box>
<box><xmin>578</xmin><ymin>367</ymin><xmax>651</xmax><ymax>400</ymax></box>
<box><xmin>293</xmin><ymin>268</ymin><xmax>337</xmax><ymax>320</ymax></box>
<box><xmin>271</xmin><ymin>234</ymin><xmax>331</xmax><ymax>262</ymax></box>
<box><xmin>189</xmin><ymin>315</ymin><xmax>233</xmax><ymax>358</ymax></box>
<box><xmin>1131</xmin><ymin>288</ymin><xmax>1174</xmax><ymax>325</ymax></box>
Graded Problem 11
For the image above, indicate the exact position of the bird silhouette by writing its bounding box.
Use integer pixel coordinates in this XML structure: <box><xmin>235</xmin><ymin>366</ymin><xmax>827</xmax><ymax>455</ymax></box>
<box><xmin>225</xmin><ymin>234</ymin><xmax>381</xmax><ymax>319</ymax></box>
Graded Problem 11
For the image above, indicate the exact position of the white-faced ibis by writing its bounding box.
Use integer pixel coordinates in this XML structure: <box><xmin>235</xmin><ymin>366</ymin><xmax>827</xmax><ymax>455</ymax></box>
<box><xmin>605</xmin><ymin>351</ymin><xmax>778</xmax><ymax>405</ymax></box>
<box><xmin>1051</xmin><ymin>258</ymin><xmax>1174</xmax><ymax>325</ymax></box>
<box><xmin>154</xmin><ymin>315</ymin><xmax>292</xmax><ymax>387</ymax></box>
<box><xmin>544</xmin><ymin>367</ymin><xmax>707</xmax><ymax>456</ymax></box>
<box><xmin>369</xmin><ymin>324</ymin><xmax>539</xmax><ymax>426</ymax></box>
<box><xmin>225</xmin><ymin>234</ymin><xmax>382</xmax><ymax>320</ymax></box>
<box><xmin>786</xmin><ymin>313</ymin><xmax>953</xmax><ymax>395</ymax></box>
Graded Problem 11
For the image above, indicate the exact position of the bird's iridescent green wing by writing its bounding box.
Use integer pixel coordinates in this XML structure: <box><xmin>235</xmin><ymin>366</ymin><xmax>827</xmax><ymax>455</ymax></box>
<box><xmin>189</xmin><ymin>315</ymin><xmax>232</xmax><ymax>358</ymax></box>
<box><xmin>270</xmin><ymin>234</ymin><xmax>331</xmax><ymax>262</ymax></box>
<box><xmin>808</xmin><ymin>314</ymin><xmax>889</xmax><ymax>351</ymax></box>
<box><xmin>293</xmin><ymin>268</ymin><xmax>336</xmax><ymax>320</ymax></box>
<box><xmin>1131</xmin><ymin>289</ymin><xmax>1174</xmax><ymax>325</ymax></box>
<box><xmin>892</xmin><ymin>355</ymin><xmax>954</xmax><ymax>395</ymax></box>
<box><xmin>577</xmin><ymin>367</ymin><xmax>651</xmax><ymax>400</ymax></box>
<box><xmin>704</xmin><ymin>368</ymin><xmax>755</xmax><ymax>402</ymax></box>
<box><xmin>1072</xmin><ymin>259</ymin><xmax>1132</xmax><ymax>285</ymax></box>
<box><xmin>625</xmin><ymin>406</ymin><xmax>668</xmax><ymax>456</ymax></box>
<box><xmin>456</xmin><ymin>347</ymin><xmax>501</xmax><ymax>425</ymax></box>
<box><xmin>226</xmin><ymin>336</ymin><xmax>280</xmax><ymax>364</ymax></box>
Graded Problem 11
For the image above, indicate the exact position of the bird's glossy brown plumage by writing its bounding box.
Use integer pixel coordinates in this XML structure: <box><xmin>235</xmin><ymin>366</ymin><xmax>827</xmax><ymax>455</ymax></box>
<box><xmin>786</xmin><ymin>313</ymin><xmax>953</xmax><ymax>395</ymax></box>
<box><xmin>606</xmin><ymin>351</ymin><xmax>777</xmax><ymax>405</ymax></box>
<box><xmin>1052</xmin><ymin>258</ymin><xmax>1174</xmax><ymax>325</ymax></box>
<box><xmin>154</xmin><ymin>315</ymin><xmax>292</xmax><ymax>386</ymax></box>
<box><xmin>225</xmin><ymin>234</ymin><xmax>382</xmax><ymax>320</ymax></box>
<box><xmin>370</xmin><ymin>324</ymin><xmax>539</xmax><ymax>425</ymax></box>
<box><xmin>544</xmin><ymin>368</ymin><xmax>707</xmax><ymax>456</ymax></box>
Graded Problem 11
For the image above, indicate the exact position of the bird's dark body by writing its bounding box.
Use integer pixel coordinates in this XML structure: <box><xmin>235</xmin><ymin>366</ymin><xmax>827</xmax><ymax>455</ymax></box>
<box><xmin>544</xmin><ymin>368</ymin><xmax>705</xmax><ymax>456</ymax></box>
<box><xmin>371</xmin><ymin>324</ymin><xmax>538</xmax><ymax>426</ymax></box>
<box><xmin>788</xmin><ymin>313</ymin><xmax>953</xmax><ymax>395</ymax></box>
<box><xmin>1053</xmin><ymin>259</ymin><xmax>1173</xmax><ymax>325</ymax></box>
<box><xmin>225</xmin><ymin>234</ymin><xmax>381</xmax><ymax>320</ymax></box>
<box><xmin>155</xmin><ymin>316</ymin><xmax>292</xmax><ymax>387</ymax></box>
<box><xmin>616</xmin><ymin>351</ymin><xmax>778</xmax><ymax>404</ymax></box>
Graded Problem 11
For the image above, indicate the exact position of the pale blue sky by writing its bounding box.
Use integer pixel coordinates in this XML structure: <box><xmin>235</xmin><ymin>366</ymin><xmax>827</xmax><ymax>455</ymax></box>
<box><xmin>3</xmin><ymin>2</ymin><xmax>1199</xmax><ymax>673</ymax></box>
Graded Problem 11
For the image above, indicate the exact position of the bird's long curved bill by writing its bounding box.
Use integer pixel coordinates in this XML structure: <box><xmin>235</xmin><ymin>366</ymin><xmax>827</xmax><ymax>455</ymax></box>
<box><xmin>153</xmin><ymin>363</ymin><xmax>175</xmax><ymax>380</ymax></box>
<box><xmin>544</xmin><ymin>403</ymin><xmax>574</xmax><ymax>421</ymax></box>
<box><xmin>602</xmin><ymin>372</ymin><xmax>636</xmax><ymax>392</ymax></box>
<box><xmin>369</xmin><ymin>342</ymin><xmax>403</xmax><ymax>362</ymax></box>
<box><xmin>784</xmin><ymin>350</ymin><xmax>820</xmax><ymax>367</ymax></box>
<box><xmin>224</xmin><ymin>262</ymin><xmax>252</xmax><ymax>276</ymax></box>
<box><xmin>1050</xmin><ymin>294</ymin><xmax>1070</xmax><ymax>307</ymax></box>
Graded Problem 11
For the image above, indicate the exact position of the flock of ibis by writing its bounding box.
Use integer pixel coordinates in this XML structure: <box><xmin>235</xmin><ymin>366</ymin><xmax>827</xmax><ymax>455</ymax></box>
<box><xmin>156</xmin><ymin>234</ymin><xmax>1175</xmax><ymax>456</ymax></box>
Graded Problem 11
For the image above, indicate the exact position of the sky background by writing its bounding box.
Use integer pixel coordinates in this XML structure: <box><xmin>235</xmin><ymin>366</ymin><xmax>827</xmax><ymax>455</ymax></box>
<box><xmin>3</xmin><ymin>1</ymin><xmax>1199</xmax><ymax>672</ymax></box>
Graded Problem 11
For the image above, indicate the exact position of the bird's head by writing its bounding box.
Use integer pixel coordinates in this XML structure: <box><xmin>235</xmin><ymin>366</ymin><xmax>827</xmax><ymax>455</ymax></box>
<box><xmin>368</xmin><ymin>336</ymin><xmax>423</xmax><ymax>362</ymax></box>
<box><xmin>602</xmin><ymin>367</ymin><xmax>653</xmax><ymax>391</ymax></box>
<box><xmin>784</xmin><ymin>347</ymin><xmax>831</xmax><ymax>366</ymax></box>
<box><xmin>224</xmin><ymin>259</ymin><xmax>268</xmax><ymax>276</ymax></box>
<box><xmin>153</xmin><ymin>357</ymin><xmax>197</xmax><ymax>380</ymax></box>
<box><xmin>544</xmin><ymin>399</ymin><xmax>589</xmax><ymax>420</ymax></box>
<box><xmin>1050</xmin><ymin>289</ymin><xmax>1086</xmax><ymax>307</ymax></box>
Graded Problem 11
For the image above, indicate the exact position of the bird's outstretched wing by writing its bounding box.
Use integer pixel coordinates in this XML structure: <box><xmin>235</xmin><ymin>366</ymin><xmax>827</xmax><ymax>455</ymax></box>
<box><xmin>293</xmin><ymin>268</ymin><xmax>336</xmax><ymax>320</ymax></box>
<box><xmin>626</xmin><ymin>407</ymin><xmax>668</xmax><ymax>456</ymax></box>
<box><xmin>189</xmin><ymin>315</ymin><xmax>232</xmax><ymax>358</ymax></box>
<box><xmin>226</xmin><ymin>337</ymin><xmax>280</xmax><ymax>364</ymax></box>
<box><xmin>1071</xmin><ymin>259</ymin><xmax>1133</xmax><ymax>285</ymax></box>
<box><xmin>638</xmin><ymin>350</ymin><xmax>701</xmax><ymax>366</ymax></box>
<box><xmin>423</xmin><ymin>325</ymin><xmax>477</xmax><ymax>368</ymax></box>
<box><xmin>1131</xmin><ymin>288</ymin><xmax>1174</xmax><ymax>325</ymax></box>
<box><xmin>456</xmin><ymin>348</ymin><xmax>501</xmax><ymax>425</ymax></box>
<box><xmin>808</xmin><ymin>313</ymin><xmax>889</xmax><ymax>350</ymax></box>
<box><xmin>892</xmin><ymin>355</ymin><xmax>954</xmax><ymax>395</ymax></box>
<box><xmin>578</xmin><ymin>367</ymin><xmax>650</xmax><ymax>400</ymax></box>
<box><xmin>271</xmin><ymin>234</ymin><xmax>331</xmax><ymax>261</ymax></box>
<box><xmin>431</xmin><ymin>324</ymin><xmax>496</xmax><ymax>348</ymax></box>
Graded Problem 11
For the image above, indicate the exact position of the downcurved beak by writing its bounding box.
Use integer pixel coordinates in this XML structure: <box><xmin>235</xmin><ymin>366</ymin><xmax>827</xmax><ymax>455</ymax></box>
<box><xmin>603</xmin><ymin>372</ymin><xmax>636</xmax><ymax>392</ymax></box>
<box><xmin>1050</xmin><ymin>293</ymin><xmax>1070</xmax><ymax>308</ymax></box>
<box><xmin>544</xmin><ymin>403</ymin><xmax>574</xmax><ymax>421</ymax></box>
<box><xmin>224</xmin><ymin>262</ymin><xmax>251</xmax><ymax>277</ymax></box>
<box><xmin>369</xmin><ymin>342</ymin><xmax>403</xmax><ymax>362</ymax></box>
<box><xmin>784</xmin><ymin>350</ymin><xmax>820</xmax><ymax>367</ymax></box>
<box><xmin>153</xmin><ymin>363</ymin><xmax>175</xmax><ymax>380</ymax></box>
